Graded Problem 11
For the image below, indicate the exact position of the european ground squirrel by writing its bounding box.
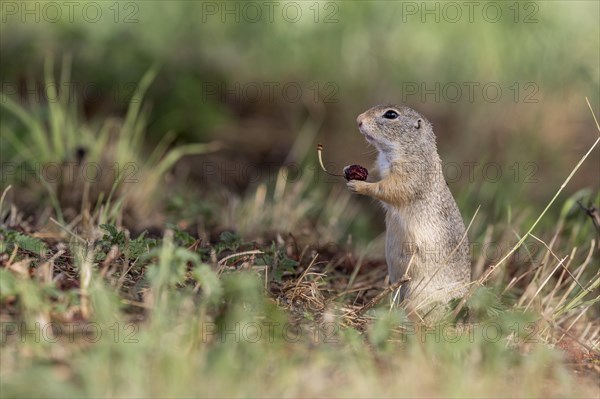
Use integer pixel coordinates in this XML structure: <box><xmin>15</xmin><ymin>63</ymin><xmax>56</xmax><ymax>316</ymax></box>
<box><xmin>347</xmin><ymin>104</ymin><xmax>471</xmax><ymax>322</ymax></box>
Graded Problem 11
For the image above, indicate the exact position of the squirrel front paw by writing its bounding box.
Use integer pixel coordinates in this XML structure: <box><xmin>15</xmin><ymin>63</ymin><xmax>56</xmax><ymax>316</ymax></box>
<box><xmin>347</xmin><ymin>180</ymin><xmax>370</xmax><ymax>194</ymax></box>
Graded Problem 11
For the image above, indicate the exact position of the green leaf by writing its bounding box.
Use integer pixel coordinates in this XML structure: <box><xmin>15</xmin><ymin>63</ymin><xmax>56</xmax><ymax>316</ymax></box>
<box><xmin>13</xmin><ymin>233</ymin><xmax>48</xmax><ymax>257</ymax></box>
<box><xmin>219</xmin><ymin>231</ymin><xmax>241</xmax><ymax>247</ymax></box>
<box><xmin>0</xmin><ymin>269</ymin><xmax>17</xmax><ymax>299</ymax></box>
<box><xmin>192</xmin><ymin>264</ymin><xmax>223</xmax><ymax>304</ymax></box>
<box><xmin>100</xmin><ymin>224</ymin><xmax>126</xmax><ymax>246</ymax></box>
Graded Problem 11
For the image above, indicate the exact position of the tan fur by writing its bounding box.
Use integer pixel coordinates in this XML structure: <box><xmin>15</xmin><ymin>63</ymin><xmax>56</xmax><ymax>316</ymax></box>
<box><xmin>348</xmin><ymin>105</ymin><xmax>471</xmax><ymax>322</ymax></box>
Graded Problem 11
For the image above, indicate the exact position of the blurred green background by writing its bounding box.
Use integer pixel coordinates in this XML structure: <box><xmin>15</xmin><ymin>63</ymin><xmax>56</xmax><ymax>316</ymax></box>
<box><xmin>1</xmin><ymin>0</ymin><xmax>598</xmax><ymax>235</ymax></box>
<box><xmin>2</xmin><ymin>3</ymin><xmax>599</xmax><ymax>397</ymax></box>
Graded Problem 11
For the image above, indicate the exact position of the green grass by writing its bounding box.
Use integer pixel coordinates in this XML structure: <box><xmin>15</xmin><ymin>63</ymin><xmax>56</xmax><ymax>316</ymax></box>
<box><xmin>0</xmin><ymin>62</ymin><xmax>218</xmax><ymax>226</ymax></box>
<box><xmin>1</xmin><ymin>96</ymin><xmax>599</xmax><ymax>397</ymax></box>
<box><xmin>0</xmin><ymin>206</ymin><xmax>598</xmax><ymax>397</ymax></box>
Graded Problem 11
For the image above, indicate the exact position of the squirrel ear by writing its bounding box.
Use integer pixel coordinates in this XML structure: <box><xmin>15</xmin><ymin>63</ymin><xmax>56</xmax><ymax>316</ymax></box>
<box><xmin>414</xmin><ymin>119</ymin><xmax>422</xmax><ymax>129</ymax></box>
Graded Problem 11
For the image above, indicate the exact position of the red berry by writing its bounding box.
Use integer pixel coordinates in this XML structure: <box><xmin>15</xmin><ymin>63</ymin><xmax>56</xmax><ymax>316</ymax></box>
<box><xmin>343</xmin><ymin>165</ymin><xmax>369</xmax><ymax>181</ymax></box>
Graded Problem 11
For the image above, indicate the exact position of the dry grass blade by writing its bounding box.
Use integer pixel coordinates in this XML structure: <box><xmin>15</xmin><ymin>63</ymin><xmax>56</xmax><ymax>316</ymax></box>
<box><xmin>358</xmin><ymin>277</ymin><xmax>408</xmax><ymax>315</ymax></box>
<box><xmin>446</xmin><ymin>205</ymin><xmax>481</xmax><ymax>263</ymax></box>
<box><xmin>524</xmin><ymin>254</ymin><xmax>568</xmax><ymax>312</ymax></box>
<box><xmin>217</xmin><ymin>250</ymin><xmax>264</xmax><ymax>267</ymax></box>
<box><xmin>217</xmin><ymin>250</ymin><xmax>264</xmax><ymax>276</ymax></box>
<box><xmin>50</xmin><ymin>217</ymin><xmax>85</xmax><ymax>243</ymax></box>
<box><xmin>295</xmin><ymin>253</ymin><xmax>319</xmax><ymax>287</ymax></box>
<box><xmin>481</xmin><ymin>99</ymin><xmax>599</xmax><ymax>285</ymax></box>
<box><xmin>530</xmin><ymin>233</ymin><xmax>587</xmax><ymax>291</ymax></box>
<box><xmin>554</xmin><ymin>240</ymin><xmax>597</xmax><ymax>317</ymax></box>
<box><xmin>0</xmin><ymin>184</ymin><xmax>11</xmax><ymax>215</ymax></box>
<box><xmin>453</xmin><ymin>97</ymin><xmax>600</xmax><ymax>319</ymax></box>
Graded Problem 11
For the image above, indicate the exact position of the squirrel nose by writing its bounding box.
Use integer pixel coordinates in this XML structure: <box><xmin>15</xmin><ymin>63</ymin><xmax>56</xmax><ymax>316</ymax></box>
<box><xmin>356</xmin><ymin>115</ymin><xmax>364</xmax><ymax>127</ymax></box>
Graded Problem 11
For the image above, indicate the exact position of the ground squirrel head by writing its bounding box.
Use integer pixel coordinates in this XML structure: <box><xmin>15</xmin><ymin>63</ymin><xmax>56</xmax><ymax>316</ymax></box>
<box><xmin>357</xmin><ymin>104</ymin><xmax>439</xmax><ymax>171</ymax></box>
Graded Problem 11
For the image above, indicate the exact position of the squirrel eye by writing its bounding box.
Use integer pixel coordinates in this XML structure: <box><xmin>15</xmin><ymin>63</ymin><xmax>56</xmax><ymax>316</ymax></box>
<box><xmin>415</xmin><ymin>119</ymin><xmax>422</xmax><ymax>129</ymax></box>
<box><xmin>383</xmin><ymin>110</ymin><xmax>399</xmax><ymax>119</ymax></box>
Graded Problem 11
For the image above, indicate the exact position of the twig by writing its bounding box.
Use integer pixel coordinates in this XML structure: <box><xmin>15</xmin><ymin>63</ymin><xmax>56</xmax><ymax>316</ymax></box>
<box><xmin>217</xmin><ymin>250</ymin><xmax>264</xmax><ymax>267</ymax></box>
<box><xmin>317</xmin><ymin>144</ymin><xmax>344</xmax><ymax>177</ymax></box>
<box><xmin>359</xmin><ymin>274</ymin><xmax>411</xmax><ymax>314</ymax></box>
<box><xmin>577</xmin><ymin>200</ymin><xmax>600</xmax><ymax>235</ymax></box>
<box><xmin>295</xmin><ymin>253</ymin><xmax>319</xmax><ymax>287</ymax></box>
